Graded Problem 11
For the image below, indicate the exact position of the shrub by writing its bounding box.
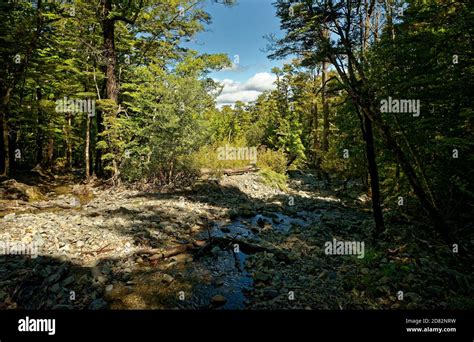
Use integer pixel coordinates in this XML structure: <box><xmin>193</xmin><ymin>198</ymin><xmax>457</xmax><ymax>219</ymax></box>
<box><xmin>256</xmin><ymin>146</ymin><xmax>287</xmax><ymax>174</ymax></box>
<box><xmin>258</xmin><ymin>168</ymin><xmax>288</xmax><ymax>191</ymax></box>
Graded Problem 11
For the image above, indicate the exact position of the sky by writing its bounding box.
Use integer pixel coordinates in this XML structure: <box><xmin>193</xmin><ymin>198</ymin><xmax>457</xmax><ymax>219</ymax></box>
<box><xmin>186</xmin><ymin>0</ymin><xmax>287</xmax><ymax>106</ymax></box>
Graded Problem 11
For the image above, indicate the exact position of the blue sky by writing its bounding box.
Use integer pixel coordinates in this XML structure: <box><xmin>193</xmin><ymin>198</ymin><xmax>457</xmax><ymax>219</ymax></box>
<box><xmin>186</xmin><ymin>0</ymin><xmax>288</xmax><ymax>106</ymax></box>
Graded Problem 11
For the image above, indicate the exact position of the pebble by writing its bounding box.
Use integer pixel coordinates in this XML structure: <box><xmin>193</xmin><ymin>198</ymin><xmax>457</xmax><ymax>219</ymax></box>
<box><xmin>162</xmin><ymin>274</ymin><xmax>174</xmax><ymax>283</ymax></box>
<box><xmin>88</xmin><ymin>298</ymin><xmax>108</xmax><ymax>310</ymax></box>
<box><xmin>211</xmin><ymin>295</ymin><xmax>227</xmax><ymax>306</ymax></box>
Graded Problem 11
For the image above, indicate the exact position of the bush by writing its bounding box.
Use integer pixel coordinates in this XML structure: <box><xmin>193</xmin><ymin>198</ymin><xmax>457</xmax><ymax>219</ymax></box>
<box><xmin>190</xmin><ymin>138</ymin><xmax>256</xmax><ymax>177</ymax></box>
<box><xmin>256</xmin><ymin>147</ymin><xmax>287</xmax><ymax>174</ymax></box>
<box><xmin>258</xmin><ymin>168</ymin><xmax>288</xmax><ymax>191</ymax></box>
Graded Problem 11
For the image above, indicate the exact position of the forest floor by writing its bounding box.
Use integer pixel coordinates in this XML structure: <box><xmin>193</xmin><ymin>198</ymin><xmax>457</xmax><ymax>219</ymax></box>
<box><xmin>0</xmin><ymin>171</ymin><xmax>472</xmax><ymax>310</ymax></box>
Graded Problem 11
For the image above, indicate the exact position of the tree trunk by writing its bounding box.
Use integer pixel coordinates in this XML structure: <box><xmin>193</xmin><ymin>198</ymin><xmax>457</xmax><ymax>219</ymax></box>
<box><xmin>101</xmin><ymin>0</ymin><xmax>119</xmax><ymax>103</ymax></box>
<box><xmin>363</xmin><ymin>101</ymin><xmax>448</xmax><ymax>238</ymax></box>
<box><xmin>363</xmin><ymin>113</ymin><xmax>385</xmax><ymax>234</ymax></box>
<box><xmin>35</xmin><ymin>88</ymin><xmax>44</xmax><ymax>166</ymax></box>
<box><xmin>311</xmin><ymin>69</ymin><xmax>320</xmax><ymax>167</ymax></box>
<box><xmin>321</xmin><ymin>62</ymin><xmax>329</xmax><ymax>152</ymax></box>
<box><xmin>85</xmin><ymin>114</ymin><xmax>91</xmax><ymax>178</ymax></box>
<box><xmin>99</xmin><ymin>0</ymin><xmax>119</xmax><ymax>179</ymax></box>
<box><xmin>0</xmin><ymin>89</ymin><xmax>11</xmax><ymax>176</ymax></box>
<box><xmin>311</xmin><ymin>99</ymin><xmax>320</xmax><ymax>165</ymax></box>
<box><xmin>65</xmin><ymin>112</ymin><xmax>73</xmax><ymax>170</ymax></box>
<box><xmin>45</xmin><ymin>129</ymin><xmax>54</xmax><ymax>169</ymax></box>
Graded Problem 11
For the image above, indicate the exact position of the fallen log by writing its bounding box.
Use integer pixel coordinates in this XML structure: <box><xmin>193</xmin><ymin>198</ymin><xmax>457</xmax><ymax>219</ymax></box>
<box><xmin>200</xmin><ymin>166</ymin><xmax>260</xmax><ymax>177</ymax></box>
<box><xmin>134</xmin><ymin>236</ymin><xmax>290</xmax><ymax>263</ymax></box>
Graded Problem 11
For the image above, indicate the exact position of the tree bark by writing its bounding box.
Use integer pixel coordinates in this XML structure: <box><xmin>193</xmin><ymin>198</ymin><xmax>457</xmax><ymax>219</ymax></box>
<box><xmin>321</xmin><ymin>58</ymin><xmax>330</xmax><ymax>151</ymax></box>
<box><xmin>35</xmin><ymin>88</ymin><xmax>44</xmax><ymax>166</ymax></box>
<box><xmin>0</xmin><ymin>89</ymin><xmax>12</xmax><ymax>176</ymax></box>
<box><xmin>363</xmin><ymin>100</ymin><xmax>448</xmax><ymax>238</ymax></box>
<box><xmin>101</xmin><ymin>0</ymin><xmax>119</xmax><ymax>103</ymax></box>
<box><xmin>65</xmin><ymin>112</ymin><xmax>73</xmax><ymax>170</ymax></box>
<box><xmin>363</xmin><ymin>113</ymin><xmax>385</xmax><ymax>233</ymax></box>
<box><xmin>85</xmin><ymin>114</ymin><xmax>91</xmax><ymax>178</ymax></box>
<box><xmin>311</xmin><ymin>69</ymin><xmax>320</xmax><ymax>167</ymax></box>
<box><xmin>45</xmin><ymin>128</ymin><xmax>54</xmax><ymax>169</ymax></box>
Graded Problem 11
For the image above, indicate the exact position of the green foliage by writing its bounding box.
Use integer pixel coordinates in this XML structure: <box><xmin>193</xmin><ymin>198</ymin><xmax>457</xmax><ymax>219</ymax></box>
<box><xmin>258</xmin><ymin>168</ymin><xmax>288</xmax><ymax>191</ymax></box>
<box><xmin>256</xmin><ymin>147</ymin><xmax>287</xmax><ymax>174</ymax></box>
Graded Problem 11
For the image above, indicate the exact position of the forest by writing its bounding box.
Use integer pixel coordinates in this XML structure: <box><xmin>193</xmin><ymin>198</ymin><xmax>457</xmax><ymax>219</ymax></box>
<box><xmin>0</xmin><ymin>0</ymin><xmax>472</xmax><ymax>311</ymax></box>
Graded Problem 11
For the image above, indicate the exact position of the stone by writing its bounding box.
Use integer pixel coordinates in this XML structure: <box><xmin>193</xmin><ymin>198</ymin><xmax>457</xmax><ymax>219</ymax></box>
<box><xmin>262</xmin><ymin>288</ymin><xmax>279</xmax><ymax>299</ymax></box>
<box><xmin>52</xmin><ymin>304</ymin><xmax>74</xmax><ymax>310</ymax></box>
<box><xmin>162</xmin><ymin>274</ymin><xmax>174</xmax><ymax>283</ymax></box>
<box><xmin>3</xmin><ymin>213</ymin><xmax>16</xmax><ymax>221</ymax></box>
<box><xmin>211</xmin><ymin>295</ymin><xmax>227</xmax><ymax>306</ymax></box>
<box><xmin>254</xmin><ymin>271</ymin><xmax>270</xmax><ymax>282</ymax></box>
<box><xmin>88</xmin><ymin>298</ymin><xmax>108</xmax><ymax>310</ymax></box>
<box><xmin>62</xmin><ymin>276</ymin><xmax>75</xmax><ymax>287</ymax></box>
<box><xmin>50</xmin><ymin>283</ymin><xmax>60</xmax><ymax>293</ymax></box>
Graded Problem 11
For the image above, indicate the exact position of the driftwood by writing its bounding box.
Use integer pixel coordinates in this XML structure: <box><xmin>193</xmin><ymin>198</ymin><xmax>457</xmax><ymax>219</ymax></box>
<box><xmin>83</xmin><ymin>243</ymin><xmax>114</xmax><ymax>256</ymax></box>
<box><xmin>30</xmin><ymin>164</ymin><xmax>55</xmax><ymax>180</ymax></box>
<box><xmin>200</xmin><ymin>166</ymin><xmax>260</xmax><ymax>177</ymax></box>
<box><xmin>136</xmin><ymin>243</ymin><xmax>194</xmax><ymax>261</ymax></box>
<box><xmin>135</xmin><ymin>236</ymin><xmax>290</xmax><ymax>263</ymax></box>
<box><xmin>0</xmin><ymin>179</ymin><xmax>44</xmax><ymax>202</ymax></box>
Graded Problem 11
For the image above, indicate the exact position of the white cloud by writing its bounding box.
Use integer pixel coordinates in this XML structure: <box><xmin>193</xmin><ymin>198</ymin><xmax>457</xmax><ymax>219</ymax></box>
<box><xmin>215</xmin><ymin>72</ymin><xmax>276</xmax><ymax>106</ymax></box>
<box><xmin>243</xmin><ymin>72</ymin><xmax>277</xmax><ymax>92</ymax></box>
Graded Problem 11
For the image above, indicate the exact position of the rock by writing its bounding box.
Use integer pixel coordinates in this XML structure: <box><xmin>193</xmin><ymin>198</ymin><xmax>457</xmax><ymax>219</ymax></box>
<box><xmin>254</xmin><ymin>271</ymin><xmax>270</xmax><ymax>283</ymax></box>
<box><xmin>240</xmin><ymin>208</ymin><xmax>256</xmax><ymax>218</ymax></box>
<box><xmin>405</xmin><ymin>292</ymin><xmax>421</xmax><ymax>302</ymax></box>
<box><xmin>171</xmin><ymin>254</ymin><xmax>193</xmax><ymax>263</ymax></box>
<box><xmin>213</xmin><ymin>278</ymin><xmax>225</xmax><ymax>287</ymax></box>
<box><xmin>262</xmin><ymin>288</ymin><xmax>279</xmax><ymax>299</ymax></box>
<box><xmin>275</xmin><ymin>251</ymin><xmax>290</xmax><ymax>262</ymax></box>
<box><xmin>45</xmin><ymin>271</ymin><xmax>64</xmax><ymax>285</ymax></box>
<box><xmin>211</xmin><ymin>295</ymin><xmax>227</xmax><ymax>306</ymax></box>
<box><xmin>0</xmin><ymin>179</ymin><xmax>44</xmax><ymax>202</ymax></box>
<box><xmin>3</xmin><ymin>213</ymin><xmax>16</xmax><ymax>221</ymax></box>
<box><xmin>256</xmin><ymin>217</ymin><xmax>266</xmax><ymax>228</ymax></box>
<box><xmin>149</xmin><ymin>254</ymin><xmax>162</xmax><ymax>261</ymax></box>
<box><xmin>62</xmin><ymin>276</ymin><xmax>75</xmax><ymax>287</ymax></box>
<box><xmin>328</xmin><ymin>271</ymin><xmax>337</xmax><ymax>280</ymax></box>
<box><xmin>33</xmin><ymin>234</ymin><xmax>44</xmax><ymax>246</ymax></box>
<box><xmin>193</xmin><ymin>240</ymin><xmax>208</xmax><ymax>248</ymax></box>
<box><xmin>50</xmin><ymin>283</ymin><xmax>60</xmax><ymax>293</ymax></box>
<box><xmin>190</xmin><ymin>225</ymin><xmax>202</xmax><ymax>233</ymax></box>
<box><xmin>88</xmin><ymin>298</ymin><xmax>108</xmax><ymax>310</ymax></box>
<box><xmin>162</xmin><ymin>274</ymin><xmax>174</xmax><ymax>283</ymax></box>
<box><xmin>229</xmin><ymin>209</ymin><xmax>239</xmax><ymax>220</ymax></box>
<box><xmin>105</xmin><ymin>284</ymin><xmax>114</xmax><ymax>292</ymax></box>
<box><xmin>76</xmin><ymin>240</ymin><xmax>85</xmax><ymax>248</ymax></box>
<box><xmin>60</xmin><ymin>244</ymin><xmax>71</xmax><ymax>252</ymax></box>
<box><xmin>52</xmin><ymin>304</ymin><xmax>74</xmax><ymax>310</ymax></box>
